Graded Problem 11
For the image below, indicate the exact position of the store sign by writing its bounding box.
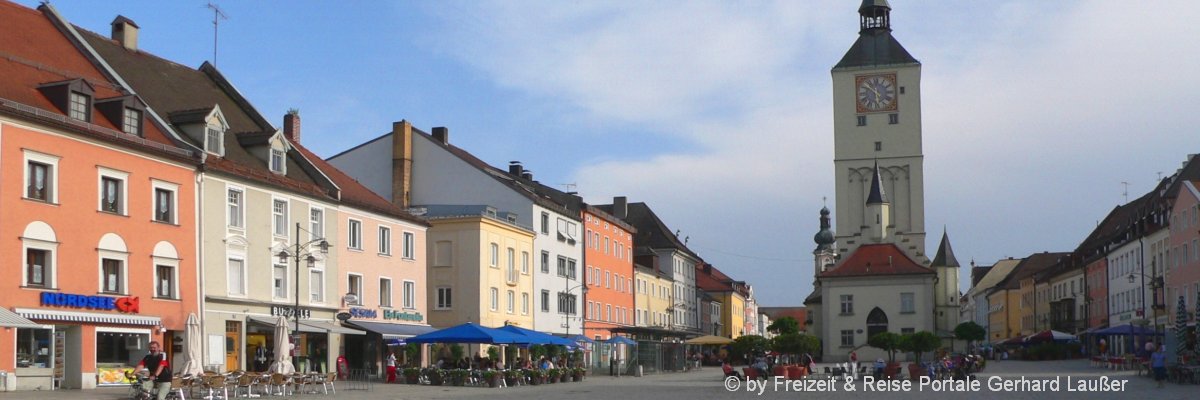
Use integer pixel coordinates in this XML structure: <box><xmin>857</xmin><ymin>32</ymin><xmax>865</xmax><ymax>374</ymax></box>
<box><xmin>40</xmin><ymin>292</ymin><xmax>139</xmax><ymax>313</ymax></box>
<box><xmin>383</xmin><ymin>310</ymin><xmax>423</xmax><ymax>322</ymax></box>
<box><xmin>349</xmin><ymin>308</ymin><xmax>377</xmax><ymax>319</ymax></box>
<box><xmin>270</xmin><ymin>306</ymin><xmax>311</xmax><ymax>319</ymax></box>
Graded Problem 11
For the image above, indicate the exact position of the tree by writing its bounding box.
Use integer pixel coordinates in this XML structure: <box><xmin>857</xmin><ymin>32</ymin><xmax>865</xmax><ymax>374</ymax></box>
<box><xmin>868</xmin><ymin>332</ymin><xmax>903</xmax><ymax>363</ymax></box>
<box><xmin>767</xmin><ymin>317</ymin><xmax>801</xmax><ymax>335</ymax></box>
<box><xmin>731</xmin><ymin>335</ymin><xmax>770</xmax><ymax>363</ymax></box>
<box><xmin>900</xmin><ymin>331</ymin><xmax>942</xmax><ymax>364</ymax></box>
<box><xmin>771</xmin><ymin>333</ymin><xmax>820</xmax><ymax>360</ymax></box>
<box><xmin>954</xmin><ymin>321</ymin><xmax>986</xmax><ymax>349</ymax></box>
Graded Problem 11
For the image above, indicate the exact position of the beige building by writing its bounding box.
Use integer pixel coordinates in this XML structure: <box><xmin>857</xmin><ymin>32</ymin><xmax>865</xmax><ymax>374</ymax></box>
<box><xmin>634</xmin><ymin>262</ymin><xmax>673</xmax><ymax>329</ymax></box>
<box><xmin>418</xmin><ymin>205</ymin><xmax>535</xmax><ymax>332</ymax></box>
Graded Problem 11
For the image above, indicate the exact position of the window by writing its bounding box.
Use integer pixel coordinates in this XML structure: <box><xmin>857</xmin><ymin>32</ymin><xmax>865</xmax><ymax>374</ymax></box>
<box><xmin>403</xmin><ymin>281</ymin><xmax>415</xmax><ymax>309</ymax></box>
<box><xmin>507</xmin><ymin>290</ymin><xmax>514</xmax><ymax>314</ymax></box>
<box><xmin>270</xmin><ymin>148</ymin><xmax>285</xmax><ymax>173</ymax></box>
<box><xmin>605</xmin><ymin>271</ymin><xmax>611</xmax><ymax>289</ymax></box>
<box><xmin>348</xmin><ymin>219</ymin><xmax>362</xmax><ymax>249</ymax></box>
<box><xmin>272</xmin><ymin>198</ymin><xmax>288</xmax><ymax>234</ymax></box>
<box><xmin>24</xmin><ymin>248</ymin><xmax>50</xmax><ymax>287</ymax></box>
<box><xmin>507</xmin><ymin>248</ymin><xmax>517</xmax><ymax>283</ymax></box>
<box><xmin>16</xmin><ymin>328</ymin><xmax>53</xmax><ymax>369</ymax></box>
<box><xmin>434</xmin><ymin>241</ymin><xmax>452</xmax><ymax>266</ymax></box>
<box><xmin>490</xmin><ymin>243</ymin><xmax>499</xmax><ymax>267</ymax></box>
<box><xmin>888</xmin><ymin>113</ymin><xmax>899</xmax><ymax>124</ymax></box>
<box><xmin>101</xmin><ymin>258</ymin><xmax>123</xmax><ymax>294</ymax></box>
<box><xmin>227</xmin><ymin>258</ymin><xmax>245</xmax><ymax>295</ymax></box>
<box><xmin>100</xmin><ymin>176</ymin><xmax>124</xmax><ymax>214</ymax></box>
<box><xmin>379</xmin><ymin>226</ymin><xmax>392</xmax><ymax>255</ymax></box>
<box><xmin>380</xmin><ymin>278</ymin><xmax>392</xmax><ymax>307</ymax></box>
<box><xmin>606</xmin><ymin>304</ymin><xmax>612</xmax><ymax>321</ymax></box>
<box><xmin>840</xmin><ymin>294</ymin><xmax>854</xmax><ymax>315</ymax></box>
<box><xmin>309</xmin><ymin>208</ymin><xmax>323</xmax><ymax>240</ymax></box>
<box><xmin>152</xmin><ymin>182</ymin><xmax>178</xmax><ymax>224</ymax></box>
<box><xmin>156</xmin><ymin>264</ymin><xmax>175</xmax><ymax>298</ymax></box>
<box><xmin>27</xmin><ymin>161</ymin><xmax>52</xmax><ymax>201</ymax></box>
<box><xmin>541</xmin><ymin>290</ymin><xmax>550</xmax><ymax>312</ymax></box>
<box><xmin>227</xmin><ymin>189</ymin><xmax>244</xmax><ymax>228</ymax></box>
<box><xmin>840</xmin><ymin>329</ymin><xmax>854</xmax><ymax>347</ymax></box>
<box><xmin>309</xmin><ymin>270</ymin><xmax>324</xmax><ymax>303</ymax></box>
<box><xmin>436</xmin><ymin>287</ymin><xmax>452</xmax><ymax>309</ymax></box>
<box><xmin>874</xmin><ymin>141</ymin><xmax>882</xmax><ymax>152</ymax></box>
<box><xmin>541</xmin><ymin>212</ymin><xmax>550</xmax><ymax>235</ymax></box>
<box><xmin>205</xmin><ymin>127</ymin><xmax>223</xmax><ymax>155</ymax></box>
<box><xmin>522</xmin><ymin>293</ymin><xmax>529</xmax><ymax>315</ymax></box>
<box><xmin>541</xmin><ymin>251</ymin><xmax>550</xmax><ymax>273</ymax></box>
<box><xmin>521</xmin><ymin>251</ymin><xmax>530</xmax><ymax>274</ymax></box>
<box><xmin>348</xmin><ymin>275</ymin><xmax>363</xmax><ymax>305</ymax></box>
<box><xmin>490</xmin><ymin>287</ymin><xmax>499</xmax><ymax>311</ymax></box>
<box><xmin>68</xmin><ymin>91</ymin><xmax>89</xmax><ymax>121</ymax></box>
<box><xmin>856</xmin><ymin>115</ymin><xmax>867</xmax><ymax>126</ymax></box>
<box><xmin>402</xmin><ymin>232</ymin><xmax>415</xmax><ymax>259</ymax></box>
<box><xmin>273</xmin><ymin>264</ymin><xmax>288</xmax><ymax>299</ymax></box>
<box><xmin>557</xmin><ymin>256</ymin><xmax>567</xmax><ymax>277</ymax></box>
<box><xmin>558</xmin><ymin>293</ymin><xmax>577</xmax><ymax>315</ymax></box>
<box><xmin>122</xmin><ymin>108</ymin><xmax>141</xmax><ymax>135</ymax></box>
<box><xmin>901</xmin><ymin>292</ymin><xmax>915</xmax><ymax>313</ymax></box>
<box><xmin>604</xmin><ymin>237</ymin><xmax>610</xmax><ymax>254</ymax></box>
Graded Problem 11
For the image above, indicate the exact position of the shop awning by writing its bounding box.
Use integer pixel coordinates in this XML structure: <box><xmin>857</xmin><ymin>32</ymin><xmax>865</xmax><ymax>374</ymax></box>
<box><xmin>0</xmin><ymin>308</ymin><xmax>42</xmax><ymax>328</ymax></box>
<box><xmin>247</xmin><ymin>317</ymin><xmax>366</xmax><ymax>335</ymax></box>
<box><xmin>345</xmin><ymin>320</ymin><xmax>437</xmax><ymax>339</ymax></box>
<box><xmin>15</xmin><ymin>308</ymin><xmax>161</xmax><ymax>326</ymax></box>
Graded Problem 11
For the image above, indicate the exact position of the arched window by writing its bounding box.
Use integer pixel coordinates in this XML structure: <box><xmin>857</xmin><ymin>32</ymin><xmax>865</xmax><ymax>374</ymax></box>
<box><xmin>866</xmin><ymin>307</ymin><xmax>889</xmax><ymax>340</ymax></box>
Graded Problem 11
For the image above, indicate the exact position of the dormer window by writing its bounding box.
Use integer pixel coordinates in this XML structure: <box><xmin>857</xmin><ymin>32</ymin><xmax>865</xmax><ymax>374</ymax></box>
<box><xmin>270</xmin><ymin>148</ymin><xmax>285</xmax><ymax>174</ymax></box>
<box><xmin>69</xmin><ymin>91</ymin><xmax>90</xmax><ymax>121</ymax></box>
<box><xmin>205</xmin><ymin>126</ymin><xmax>224</xmax><ymax>155</ymax></box>
<box><xmin>122</xmin><ymin>108</ymin><xmax>141</xmax><ymax>135</ymax></box>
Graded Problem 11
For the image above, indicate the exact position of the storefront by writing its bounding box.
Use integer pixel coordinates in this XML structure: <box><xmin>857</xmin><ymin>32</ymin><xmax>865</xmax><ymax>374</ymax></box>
<box><xmin>11</xmin><ymin>306</ymin><xmax>165</xmax><ymax>390</ymax></box>
<box><xmin>343</xmin><ymin>311</ymin><xmax>435</xmax><ymax>374</ymax></box>
<box><xmin>245</xmin><ymin>315</ymin><xmax>365</xmax><ymax>373</ymax></box>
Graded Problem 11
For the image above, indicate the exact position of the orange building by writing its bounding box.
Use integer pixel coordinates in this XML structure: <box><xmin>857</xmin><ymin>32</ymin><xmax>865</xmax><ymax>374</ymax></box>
<box><xmin>582</xmin><ymin>205</ymin><xmax>636</xmax><ymax>341</ymax></box>
<box><xmin>0</xmin><ymin>3</ymin><xmax>199</xmax><ymax>390</ymax></box>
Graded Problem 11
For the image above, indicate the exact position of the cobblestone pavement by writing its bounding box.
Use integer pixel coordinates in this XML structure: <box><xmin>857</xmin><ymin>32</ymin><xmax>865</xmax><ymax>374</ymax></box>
<box><xmin>1</xmin><ymin>361</ymin><xmax>1195</xmax><ymax>400</ymax></box>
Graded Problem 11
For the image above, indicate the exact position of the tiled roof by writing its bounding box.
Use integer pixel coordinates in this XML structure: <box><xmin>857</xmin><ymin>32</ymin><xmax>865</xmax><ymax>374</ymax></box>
<box><xmin>758</xmin><ymin>307</ymin><xmax>807</xmax><ymax>329</ymax></box>
<box><xmin>595</xmin><ymin>202</ymin><xmax>702</xmax><ymax>261</ymax></box>
<box><xmin>930</xmin><ymin>230</ymin><xmax>960</xmax><ymax>267</ymax></box>
<box><xmin>291</xmin><ymin>143</ymin><xmax>428</xmax><ymax>225</ymax></box>
<box><xmin>999</xmin><ymin>252</ymin><xmax>1069</xmax><ymax>290</ymax></box>
<box><xmin>0</xmin><ymin>2</ymin><xmax>185</xmax><ymax>158</ymax></box>
<box><xmin>833</xmin><ymin>30</ymin><xmax>919</xmax><ymax>70</ymax></box>
<box><xmin>818</xmin><ymin>243</ymin><xmax>933</xmax><ymax>278</ymax></box>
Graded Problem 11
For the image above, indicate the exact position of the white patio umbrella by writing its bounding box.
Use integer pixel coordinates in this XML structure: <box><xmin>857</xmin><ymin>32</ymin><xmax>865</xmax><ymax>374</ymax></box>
<box><xmin>179</xmin><ymin>313</ymin><xmax>204</xmax><ymax>376</ymax></box>
<box><xmin>268</xmin><ymin>316</ymin><xmax>296</xmax><ymax>374</ymax></box>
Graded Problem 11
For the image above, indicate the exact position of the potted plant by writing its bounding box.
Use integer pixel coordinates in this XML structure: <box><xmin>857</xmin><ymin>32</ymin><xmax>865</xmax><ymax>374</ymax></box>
<box><xmin>528</xmin><ymin>369</ymin><xmax>544</xmax><ymax>385</ymax></box>
<box><xmin>547</xmin><ymin>368</ymin><xmax>561</xmax><ymax>384</ymax></box>
<box><xmin>482</xmin><ymin>370</ymin><xmax>500</xmax><ymax>388</ymax></box>
<box><xmin>901</xmin><ymin>331</ymin><xmax>942</xmax><ymax>380</ymax></box>
<box><xmin>572</xmin><ymin>367</ymin><xmax>585</xmax><ymax>382</ymax></box>
<box><xmin>422</xmin><ymin>367</ymin><xmax>444</xmax><ymax>386</ymax></box>
<box><xmin>447</xmin><ymin>369</ymin><xmax>469</xmax><ymax>386</ymax></box>
<box><xmin>560</xmin><ymin>368</ymin><xmax>571</xmax><ymax>382</ymax></box>
<box><xmin>869</xmin><ymin>332</ymin><xmax>903</xmax><ymax>379</ymax></box>
<box><xmin>504</xmin><ymin>369</ymin><xmax>522</xmax><ymax>386</ymax></box>
<box><xmin>402</xmin><ymin>368</ymin><xmax>421</xmax><ymax>384</ymax></box>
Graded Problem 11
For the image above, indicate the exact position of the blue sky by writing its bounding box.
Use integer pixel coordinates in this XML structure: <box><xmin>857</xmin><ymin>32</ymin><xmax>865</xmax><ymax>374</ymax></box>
<box><xmin>30</xmin><ymin>1</ymin><xmax>1200</xmax><ymax>306</ymax></box>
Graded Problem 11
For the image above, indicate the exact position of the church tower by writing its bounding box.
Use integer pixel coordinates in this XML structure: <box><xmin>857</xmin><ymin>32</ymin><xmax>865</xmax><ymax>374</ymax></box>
<box><xmin>832</xmin><ymin>0</ymin><xmax>927</xmax><ymax>262</ymax></box>
<box><xmin>930</xmin><ymin>229</ymin><xmax>962</xmax><ymax>333</ymax></box>
<box><xmin>813</xmin><ymin>206</ymin><xmax>837</xmax><ymax>278</ymax></box>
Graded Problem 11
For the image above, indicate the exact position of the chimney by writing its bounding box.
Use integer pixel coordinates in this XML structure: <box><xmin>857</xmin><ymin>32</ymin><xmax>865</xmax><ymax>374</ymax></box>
<box><xmin>508</xmin><ymin>161</ymin><xmax>523</xmax><ymax>176</ymax></box>
<box><xmin>613</xmin><ymin>196</ymin><xmax>628</xmax><ymax>219</ymax></box>
<box><xmin>521</xmin><ymin>170</ymin><xmax>533</xmax><ymax>180</ymax></box>
<box><xmin>432</xmin><ymin>126</ymin><xmax>449</xmax><ymax>144</ymax></box>
<box><xmin>283</xmin><ymin>110</ymin><xmax>301</xmax><ymax>142</ymax></box>
<box><xmin>111</xmin><ymin>15</ymin><xmax>139</xmax><ymax>51</ymax></box>
<box><xmin>391</xmin><ymin>120</ymin><xmax>413</xmax><ymax>208</ymax></box>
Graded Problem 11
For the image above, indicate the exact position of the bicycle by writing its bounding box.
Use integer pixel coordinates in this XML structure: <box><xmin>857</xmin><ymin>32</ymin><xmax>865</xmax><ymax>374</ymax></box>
<box><xmin>126</xmin><ymin>371</ymin><xmax>185</xmax><ymax>400</ymax></box>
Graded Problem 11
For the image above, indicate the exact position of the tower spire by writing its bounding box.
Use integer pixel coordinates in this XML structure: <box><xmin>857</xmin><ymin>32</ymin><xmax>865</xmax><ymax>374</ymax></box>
<box><xmin>866</xmin><ymin>161</ymin><xmax>887</xmax><ymax>205</ymax></box>
<box><xmin>931</xmin><ymin>228</ymin><xmax>960</xmax><ymax>268</ymax></box>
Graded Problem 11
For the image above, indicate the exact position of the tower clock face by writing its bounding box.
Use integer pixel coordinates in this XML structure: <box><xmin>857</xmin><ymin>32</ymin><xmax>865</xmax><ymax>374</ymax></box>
<box><xmin>855</xmin><ymin>73</ymin><xmax>898</xmax><ymax>113</ymax></box>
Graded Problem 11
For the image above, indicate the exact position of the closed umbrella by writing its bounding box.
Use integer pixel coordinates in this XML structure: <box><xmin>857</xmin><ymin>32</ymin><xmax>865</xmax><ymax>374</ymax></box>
<box><xmin>268</xmin><ymin>316</ymin><xmax>295</xmax><ymax>374</ymax></box>
<box><xmin>1175</xmin><ymin>296</ymin><xmax>1189</xmax><ymax>355</ymax></box>
<box><xmin>179</xmin><ymin>313</ymin><xmax>204</xmax><ymax>376</ymax></box>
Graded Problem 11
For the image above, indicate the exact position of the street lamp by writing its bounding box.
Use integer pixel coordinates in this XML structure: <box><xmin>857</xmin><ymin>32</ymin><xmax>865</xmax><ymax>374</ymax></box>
<box><xmin>562</xmin><ymin>282</ymin><xmax>589</xmax><ymax>336</ymax></box>
<box><xmin>275</xmin><ymin>223</ymin><xmax>330</xmax><ymax>367</ymax></box>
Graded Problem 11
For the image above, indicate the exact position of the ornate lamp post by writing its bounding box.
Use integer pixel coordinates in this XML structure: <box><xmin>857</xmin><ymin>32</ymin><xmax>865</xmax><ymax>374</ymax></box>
<box><xmin>276</xmin><ymin>223</ymin><xmax>329</xmax><ymax>367</ymax></box>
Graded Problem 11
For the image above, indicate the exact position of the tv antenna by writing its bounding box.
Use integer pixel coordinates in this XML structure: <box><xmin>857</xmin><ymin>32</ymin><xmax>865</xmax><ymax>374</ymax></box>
<box><xmin>206</xmin><ymin>3</ymin><xmax>228</xmax><ymax>67</ymax></box>
<box><xmin>1121</xmin><ymin>181</ymin><xmax>1129</xmax><ymax>203</ymax></box>
<box><xmin>559</xmin><ymin>183</ymin><xmax>577</xmax><ymax>192</ymax></box>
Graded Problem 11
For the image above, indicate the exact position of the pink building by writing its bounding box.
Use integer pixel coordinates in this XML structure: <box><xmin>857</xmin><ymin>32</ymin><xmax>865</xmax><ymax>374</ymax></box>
<box><xmin>1167</xmin><ymin>180</ymin><xmax>1200</xmax><ymax>329</ymax></box>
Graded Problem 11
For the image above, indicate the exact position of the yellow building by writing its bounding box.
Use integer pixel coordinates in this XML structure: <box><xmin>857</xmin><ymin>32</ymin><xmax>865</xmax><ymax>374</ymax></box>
<box><xmin>634</xmin><ymin>263</ymin><xmax>673</xmax><ymax>329</ymax></box>
<box><xmin>696</xmin><ymin>264</ymin><xmax>749</xmax><ymax>338</ymax></box>
<box><xmin>421</xmin><ymin>205</ymin><xmax>535</xmax><ymax>331</ymax></box>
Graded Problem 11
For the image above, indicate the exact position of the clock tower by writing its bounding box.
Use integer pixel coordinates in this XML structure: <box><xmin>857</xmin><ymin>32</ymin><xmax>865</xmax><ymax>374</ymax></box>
<box><xmin>831</xmin><ymin>0</ymin><xmax>927</xmax><ymax>262</ymax></box>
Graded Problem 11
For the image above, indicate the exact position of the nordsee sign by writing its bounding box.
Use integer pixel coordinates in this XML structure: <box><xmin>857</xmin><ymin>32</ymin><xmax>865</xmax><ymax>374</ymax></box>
<box><xmin>40</xmin><ymin>292</ymin><xmax>140</xmax><ymax>313</ymax></box>
<box><xmin>383</xmin><ymin>310</ymin><xmax>423</xmax><ymax>322</ymax></box>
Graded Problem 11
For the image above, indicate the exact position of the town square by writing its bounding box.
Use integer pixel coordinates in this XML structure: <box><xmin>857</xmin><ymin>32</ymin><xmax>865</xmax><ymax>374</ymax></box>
<box><xmin>1</xmin><ymin>0</ymin><xmax>1199</xmax><ymax>398</ymax></box>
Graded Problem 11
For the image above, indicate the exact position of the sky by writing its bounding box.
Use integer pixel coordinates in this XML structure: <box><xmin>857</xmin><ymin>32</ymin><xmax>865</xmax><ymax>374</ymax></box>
<box><xmin>28</xmin><ymin>0</ymin><xmax>1200</xmax><ymax>307</ymax></box>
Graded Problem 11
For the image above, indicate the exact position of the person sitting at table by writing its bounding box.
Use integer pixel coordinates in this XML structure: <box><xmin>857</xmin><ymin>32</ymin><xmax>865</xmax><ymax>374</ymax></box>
<box><xmin>873</xmin><ymin>358</ymin><xmax>886</xmax><ymax>379</ymax></box>
<box><xmin>722</xmin><ymin>361</ymin><xmax>742</xmax><ymax>378</ymax></box>
<box><xmin>751</xmin><ymin>357</ymin><xmax>768</xmax><ymax>379</ymax></box>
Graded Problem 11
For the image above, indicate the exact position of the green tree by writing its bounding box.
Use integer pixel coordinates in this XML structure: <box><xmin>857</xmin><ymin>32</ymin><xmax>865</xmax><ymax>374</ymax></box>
<box><xmin>731</xmin><ymin>335</ymin><xmax>770</xmax><ymax>363</ymax></box>
<box><xmin>767</xmin><ymin>317</ymin><xmax>801</xmax><ymax>335</ymax></box>
<box><xmin>954</xmin><ymin>321</ymin><xmax>986</xmax><ymax>348</ymax></box>
<box><xmin>449</xmin><ymin>344</ymin><xmax>464</xmax><ymax>361</ymax></box>
<box><xmin>868</xmin><ymin>332</ymin><xmax>903</xmax><ymax>363</ymax></box>
<box><xmin>900</xmin><ymin>331</ymin><xmax>942</xmax><ymax>364</ymax></box>
<box><xmin>771</xmin><ymin>333</ymin><xmax>820</xmax><ymax>359</ymax></box>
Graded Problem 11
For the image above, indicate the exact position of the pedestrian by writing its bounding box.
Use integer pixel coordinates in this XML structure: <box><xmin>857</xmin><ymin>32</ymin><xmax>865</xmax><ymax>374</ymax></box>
<box><xmin>134</xmin><ymin>341</ymin><xmax>171</xmax><ymax>400</ymax></box>
<box><xmin>386</xmin><ymin>350</ymin><xmax>398</xmax><ymax>383</ymax></box>
<box><xmin>1151</xmin><ymin>345</ymin><xmax>1167</xmax><ymax>388</ymax></box>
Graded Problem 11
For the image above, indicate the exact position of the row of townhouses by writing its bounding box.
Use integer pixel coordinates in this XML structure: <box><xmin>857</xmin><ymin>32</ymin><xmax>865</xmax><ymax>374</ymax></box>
<box><xmin>962</xmin><ymin>153</ymin><xmax>1200</xmax><ymax>355</ymax></box>
<box><xmin>0</xmin><ymin>2</ymin><xmax>764</xmax><ymax>391</ymax></box>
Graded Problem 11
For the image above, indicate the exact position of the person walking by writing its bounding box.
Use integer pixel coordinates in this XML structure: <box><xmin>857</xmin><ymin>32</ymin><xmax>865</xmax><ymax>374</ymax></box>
<box><xmin>386</xmin><ymin>350</ymin><xmax>398</xmax><ymax>383</ymax></box>
<box><xmin>1150</xmin><ymin>345</ymin><xmax>1167</xmax><ymax>388</ymax></box>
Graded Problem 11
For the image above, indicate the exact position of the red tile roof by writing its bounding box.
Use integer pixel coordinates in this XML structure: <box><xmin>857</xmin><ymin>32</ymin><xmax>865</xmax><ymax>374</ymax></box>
<box><xmin>819</xmin><ymin>243</ymin><xmax>934</xmax><ymax>278</ymax></box>
<box><xmin>758</xmin><ymin>307</ymin><xmax>807</xmax><ymax>330</ymax></box>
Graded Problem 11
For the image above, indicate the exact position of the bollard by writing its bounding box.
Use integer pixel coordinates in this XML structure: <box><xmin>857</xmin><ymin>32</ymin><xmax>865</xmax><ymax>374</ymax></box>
<box><xmin>636</xmin><ymin>365</ymin><xmax>643</xmax><ymax>377</ymax></box>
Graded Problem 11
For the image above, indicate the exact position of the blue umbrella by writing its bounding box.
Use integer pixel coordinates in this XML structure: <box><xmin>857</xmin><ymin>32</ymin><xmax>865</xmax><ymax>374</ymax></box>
<box><xmin>406</xmin><ymin>322</ymin><xmax>527</xmax><ymax>344</ymax></box>
<box><xmin>497</xmin><ymin>325</ymin><xmax>576</xmax><ymax>347</ymax></box>
<box><xmin>606</xmin><ymin>336</ymin><xmax>637</xmax><ymax>346</ymax></box>
<box><xmin>567</xmin><ymin>334</ymin><xmax>595</xmax><ymax>344</ymax></box>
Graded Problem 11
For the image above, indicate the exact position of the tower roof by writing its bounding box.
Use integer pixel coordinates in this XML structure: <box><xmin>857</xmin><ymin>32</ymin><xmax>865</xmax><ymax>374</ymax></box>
<box><xmin>866</xmin><ymin>162</ymin><xmax>887</xmax><ymax>204</ymax></box>
<box><xmin>834</xmin><ymin>0</ymin><xmax>919</xmax><ymax>70</ymax></box>
<box><xmin>859</xmin><ymin>0</ymin><xmax>891</xmax><ymax>13</ymax></box>
<box><xmin>931</xmin><ymin>229</ymin><xmax>960</xmax><ymax>267</ymax></box>
<box><xmin>814</xmin><ymin>206</ymin><xmax>835</xmax><ymax>249</ymax></box>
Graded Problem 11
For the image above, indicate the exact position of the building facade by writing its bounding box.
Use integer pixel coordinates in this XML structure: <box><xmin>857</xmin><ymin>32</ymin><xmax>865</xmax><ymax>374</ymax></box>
<box><xmin>1167</xmin><ymin>181</ymin><xmax>1200</xmax><ymax>332</ymax></box>
<box><xmin>634</xmin><ymin>261</ymin><xmax>673</xmax><ymax>329</ymax></box>
<box><xmin>582</xmin><ymin>206</ymin><xmax>636</xmax><ymax>341</ymax></box>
